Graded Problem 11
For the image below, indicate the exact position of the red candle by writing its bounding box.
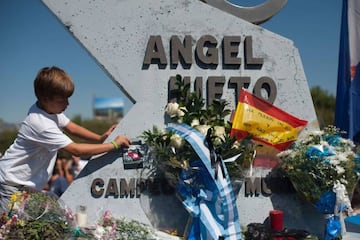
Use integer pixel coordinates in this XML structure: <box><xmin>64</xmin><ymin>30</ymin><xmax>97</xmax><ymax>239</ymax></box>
<box><xmin>270</xmin><ymin>210</ymin><xmax>283</xmax><ymax>231</ymax></box>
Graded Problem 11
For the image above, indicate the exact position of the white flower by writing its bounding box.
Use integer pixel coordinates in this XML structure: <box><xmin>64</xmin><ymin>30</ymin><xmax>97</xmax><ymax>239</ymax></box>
<box><xmin>333</xmin><ymin>181</ymin><xmax>352</xmax><ymax>214</ymax></box>
<box><xmin>298</xmin><ymin>130</ymin><xmax>323</xmax><ymax>144</ymax></box>
<box><xmin>276</xmin><ymin>149</ymin><xmax>293</xmax><ymax>158</ymax></box>
<box><xmin>178</xmin><ymin>107</ymin><xmax>187</xmax><ymax>117</ymax></box>
<box><xmin>310</xmin><ymin>130</ymin><xmax>324</xmax><ymax>137</ymax></box>
<box><xmin>12</xmin><ymin>202</ymin><xmax>20</xmax><ymax>211</ymax></box>
<box><xmin>191</xmin><ymin>119</ymin><xmax>200</xmax><ymax>127</ymax></box>
<box><xmin>337</xmin><ymin>153</ymin><xmax>350</xmax><ymax>162</ymax></box>
<box><xmin>94</xmin><ymin>226</ymin><xmax>106</xmax><ymax>239</ymax></box>
<box><xmin>335</xmin><ymin>166</ymin><xmax>345</xmax><ymax>175</ymax></box>
<box><xmin>165</xmin><ymin>102</ymin><xmax>187</xmax><ymax>118</ymax></box>
<box><xmin>170</xmin><ymin>134</ymin><xmax>184</xmax><ymax>149</ymax></box>
<box><xmin>340</xmin><ymin>137</ymin><xmax>355</xmax><ymax>148</ymax></box>
<box><xmin>231</xmin><ymin>140</ymin><xmax>242</xmax><ymax>150</ymax></box>
<box><xmin>328</xmin><ymin>157</ymin><xmax>340</xmax><ymax>166</ymax></box>
<box><xmin>320</xmin><ymin>140</ymin><xmax>330</xmax><ymax>148</ymax></box>
<box><xmin>214</xmin><ymin>126</ymin><xmax>226</xmax><ymax>141</ymax></box>
<box><xmin>340</xmin><ymin>178</ymin><xmax>348</xmax><ymax>185</ymax></box>
<box><xmin>195</xmin><ymin>125</ymin><xmax>211</xmax><ymax>136</ymax></box>
<box><xmin>165</xmin><ymin>102</ymin><xmax>180</xmax><ymax>117</ymax></box>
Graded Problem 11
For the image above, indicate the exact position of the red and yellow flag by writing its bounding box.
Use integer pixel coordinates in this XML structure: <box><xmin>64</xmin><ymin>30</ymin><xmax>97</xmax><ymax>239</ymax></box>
<box><xmin>230</xmin><ymin>89</ymin><xmax>308</xmax><ymax>151</ymax></box>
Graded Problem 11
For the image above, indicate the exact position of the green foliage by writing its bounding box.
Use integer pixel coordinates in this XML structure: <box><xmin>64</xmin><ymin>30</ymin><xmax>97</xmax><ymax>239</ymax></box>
<box><xmin>69</xmin><ymin>116</ymin><xmax>115</xmax><ymax>141</ymax></box>
<box><xmin>310</xmin><ymin>86</ymin><xmax>335</xmax><ymax>128</ymax></box>
<box><xmin>1</xmin><ymin>191</ymin><xmax>72</xmax><ymax>240</ymax></box>
<box><xmin>83</xmin><ymin>211</ymin><xmax>167</xmax><ymax>239</ymax></box>
<box><xmin>71</xmin><ymin>114</ymin><xmax>83</xmax><ymax>125</ymax></box>
<box><xmin>4</xmin><ymin>219</ymin><xmax>69</xmax><ymax>240</ymax></box>
<box><xmin>170</xmin><ymin>74</ymin><xmax>232</xmax><ymax>128</ymax></box>
<box><xmin>115</xmin><ymin>218</ymin><xmax>153</xmax><ymax>240</ymax></box>
<box><xmin>0</xmin><ymin>129</ymin><xmax>18</xmax><ymax>154</ymax></box>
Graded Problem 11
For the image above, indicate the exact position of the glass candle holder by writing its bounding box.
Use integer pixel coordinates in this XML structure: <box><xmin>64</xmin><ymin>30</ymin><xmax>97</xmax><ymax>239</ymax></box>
<box><xmin>76</xmin><ymin>205</ymin><xmax>87</xmax><ymax>228</ymax></box>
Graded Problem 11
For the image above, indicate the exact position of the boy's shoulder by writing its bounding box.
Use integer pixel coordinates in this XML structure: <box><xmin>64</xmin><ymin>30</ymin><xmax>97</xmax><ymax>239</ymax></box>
<box><xmin>23</xmin><ymin>104</ymin><xmax>60</xmax><ymax>130</ymax></box>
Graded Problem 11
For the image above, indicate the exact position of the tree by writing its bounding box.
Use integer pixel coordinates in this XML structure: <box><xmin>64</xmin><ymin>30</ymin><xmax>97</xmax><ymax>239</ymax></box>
<box><xmin>0</xmin><ymin>86</ymin><xmax>336</xmax><ymax>154</ymax></box>
<box><xmin>0</xmin><ymin>129</ymin><xmax>18</xmax><ymax>154</ymax></box>
<box><xmin>0</xmin><ymin>117</ymin><xmax>115</xmax><ymax>156</ymax></box>
<box><xmin>310</xmin><ymin>86</ymin><xmax>335</xmax><ymax>129</ymax></box>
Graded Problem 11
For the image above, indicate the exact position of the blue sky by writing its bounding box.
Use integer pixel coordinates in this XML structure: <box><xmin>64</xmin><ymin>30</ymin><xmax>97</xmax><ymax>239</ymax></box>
<box><xmin>0</xmin><ymin>0</ymin><xmax>342</xmax><ymax>123</ymax></box>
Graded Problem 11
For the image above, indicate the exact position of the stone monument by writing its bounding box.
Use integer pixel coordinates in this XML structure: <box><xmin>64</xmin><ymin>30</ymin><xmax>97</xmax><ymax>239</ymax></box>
<box><xmin>41</xmin><ymin>0</ymin><xmax>322</xmax><ymax>237</ymax></box>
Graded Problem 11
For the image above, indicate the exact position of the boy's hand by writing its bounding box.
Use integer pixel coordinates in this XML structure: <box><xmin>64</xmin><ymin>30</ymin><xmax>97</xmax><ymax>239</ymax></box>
<box><xmin>101</xmin><ymin>124</ymin><xmax>117</xmax><ymax>142</ymax></box>
<box><xmin>114</xmin><ymin>135</ymin><xmax>131</xmax><ymax>148</ymax></box>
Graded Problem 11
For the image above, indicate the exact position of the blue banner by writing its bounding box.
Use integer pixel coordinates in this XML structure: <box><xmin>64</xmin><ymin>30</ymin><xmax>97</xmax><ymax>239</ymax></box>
<box><xmin>166</xmin><ymin>123</ymin><xmax>242</xmax><ymax>240</ymax></box>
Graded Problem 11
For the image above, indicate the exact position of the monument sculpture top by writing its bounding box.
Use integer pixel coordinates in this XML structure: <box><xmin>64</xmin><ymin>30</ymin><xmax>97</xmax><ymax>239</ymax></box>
<box><xmin>41</xmin><ymin>0</ymin><xmax>320</xmax><ymax>236</ymax></box>
<box><xmin>203</xmin><ymin>0</ymin><xmax>288</xmax><ymax>25</ymax></box>
<box><xmin>42</xmin><ymin>0</ymin><xmax>316</xmax><ymax>140</ymax></box>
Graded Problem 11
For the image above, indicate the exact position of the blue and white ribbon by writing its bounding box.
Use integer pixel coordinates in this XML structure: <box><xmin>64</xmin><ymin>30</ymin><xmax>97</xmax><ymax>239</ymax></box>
<box><xmin>166</xmin><ymin>123</ymin><xmax>242</xmax><ymax>240</ymax></box>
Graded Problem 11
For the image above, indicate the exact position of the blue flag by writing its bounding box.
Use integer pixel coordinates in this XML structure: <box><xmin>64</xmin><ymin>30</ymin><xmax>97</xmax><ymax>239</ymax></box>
<box><xmin>335</xmin><ymin>0</ymin><xmax>360</xmax><ymax>143</ymax></box>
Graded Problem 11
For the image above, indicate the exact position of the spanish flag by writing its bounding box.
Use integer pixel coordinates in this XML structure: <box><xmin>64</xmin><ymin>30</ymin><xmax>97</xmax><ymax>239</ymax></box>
<box><xmin>230</xmin><ymin>89</ymin><xmax>308</xmax><ymax>151</ymax></box>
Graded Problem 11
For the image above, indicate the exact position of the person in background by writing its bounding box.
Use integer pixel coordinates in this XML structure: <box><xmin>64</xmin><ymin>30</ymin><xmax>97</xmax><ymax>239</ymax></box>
<box><xmin>47</xmin><ymin>158</ymin><xmax>69</xmax><ymax>198</ymax></box>
<box><xmin>70</xmin><ymin>155</ymin><xmax>88</xmax><ymax>178</ymax></box>
<box><xmin>0</xmin><ymin>66</ymin><xmax>131</xmax><ymax>213</ymax></box>
<box><xmin>56</xmin><ymin>156</ymin><xmax>75</xmax><ymax>184</ymax></box>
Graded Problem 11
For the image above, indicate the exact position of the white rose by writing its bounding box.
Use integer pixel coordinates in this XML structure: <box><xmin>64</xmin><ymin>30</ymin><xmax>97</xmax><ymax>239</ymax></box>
<box><xmin>214</xmin><ymin>126</ymin><xmax>226</xmax><ymax>141</ymax></box>
<box><xmin>170</xmin><ymin>134</ymin><xmax>184</xmax><ymax>149</ymax></box>
<box><xmin>177</xmin><ymin>106</ymin><xmax>187</xmax><ymax>117</ymax></box>
<box><xmin>195</xmin><ymin>125</ymin><xmax>211</xmax><ymax>136</ymax></box>
<box><xmin>94</xmin><ymin>226</ymin><xmax>105</xmax><ymax>239</ymax></box>
<box><xmin>165</xmin><ymin>102</ymin><xmax>180</xmax><ymax>117</ymax></box>
<box><xmin>191</xmin><ymin>119</ymin><xmax>200</xmax><ymax>127</ymax></box>
<box><xmin>165</xmin><ymin>103</ymin><xmax>187</xmax><ymax>118</ymax></box>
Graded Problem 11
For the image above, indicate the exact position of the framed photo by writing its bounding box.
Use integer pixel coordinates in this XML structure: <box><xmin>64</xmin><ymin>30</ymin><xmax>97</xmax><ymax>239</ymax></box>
<box><xmin>122</xmin><ymin>141</ymin><xmax>147</xmax><ymax>169</ymax></box>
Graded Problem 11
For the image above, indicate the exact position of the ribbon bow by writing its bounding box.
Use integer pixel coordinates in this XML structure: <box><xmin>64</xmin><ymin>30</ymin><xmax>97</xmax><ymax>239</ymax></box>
<box><xmin>206</xmin><ymin>127</ymin><xmax>225</xmax><ymax>180</ymax></box>
<box><xmin>167</xmin><ymin>123</ymin><xmax>242</xmax><ymax>240</ymax></box>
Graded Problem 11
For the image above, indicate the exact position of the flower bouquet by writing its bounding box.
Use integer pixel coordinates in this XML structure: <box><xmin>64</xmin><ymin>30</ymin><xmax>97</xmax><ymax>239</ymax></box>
<box><xmin>277</xmin><ymin>125</ymin><xmax>360</xmax><ymax>240</ymax></box>
<box><xmin>0</xmin><ymin>190</ymin><xmax>181</xmax><ymax>240</ymax></box>
<box><xmin>0</xmin><ymin>190</ymin><xmax>74</xmax><ymax>240</ymax></box>
<box><xmin>89</xmin><ymin>210</ymin><xmax>153</xmax><ymax>240</ymax></box>
<box><xmin>141</xmin><ymin>74</ymin><xmax>255</xmax><ymax>187</ymax></box>
<box><xmin>141</xmin><ymin>74</ymin><xmax>255</xmax><ymax>239</ymax></box>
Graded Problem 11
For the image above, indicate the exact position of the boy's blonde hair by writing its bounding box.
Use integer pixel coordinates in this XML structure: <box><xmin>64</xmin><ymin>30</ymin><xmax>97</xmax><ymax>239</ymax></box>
<box><xmin>34</xmin><ymin>66</ymin><xmax>74</xmax><ymax>100</ymax></box>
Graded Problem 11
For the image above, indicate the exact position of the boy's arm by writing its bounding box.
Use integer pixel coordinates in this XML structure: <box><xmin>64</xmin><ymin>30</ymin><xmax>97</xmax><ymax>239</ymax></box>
<box><xmin>61</xmin><ymin>135</ymin><xmax>131</xmax><ymax>157</ymax></box>
<box><xmin>63</xmin><ymin>121</ymin><xmax>116</xmax><ymax>143</ymax></box>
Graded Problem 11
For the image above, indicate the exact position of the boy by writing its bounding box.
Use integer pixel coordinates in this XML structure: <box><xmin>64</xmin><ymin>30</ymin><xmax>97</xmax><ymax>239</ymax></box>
<box><xmin>0</xmin><ymin>66</ymin><xmax>131</xmax><ymax>213</ymax></box>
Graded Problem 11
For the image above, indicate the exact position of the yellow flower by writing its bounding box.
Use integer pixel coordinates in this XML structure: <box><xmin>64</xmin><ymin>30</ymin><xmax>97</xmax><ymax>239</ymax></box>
<box><xmin>10</xmin><ymin>193</ymin><xmax>18</xmax><ymax>204</ymax></box>
<box><xmin>8</xmin><ymin>191</ymin><xmax>28</xmax><ymax>210</ymax></box>
<box><xmin>17</xmin><ymin>219</ymin><xmax>26</xmax><ymax>227</ymax></box>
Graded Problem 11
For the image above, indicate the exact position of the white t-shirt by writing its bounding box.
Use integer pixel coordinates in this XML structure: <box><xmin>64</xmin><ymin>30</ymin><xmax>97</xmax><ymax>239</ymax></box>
<box><xmin>0</xmin><ymin>103</ymin><xmax>73</xmax><ymax>190</ymax></box>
